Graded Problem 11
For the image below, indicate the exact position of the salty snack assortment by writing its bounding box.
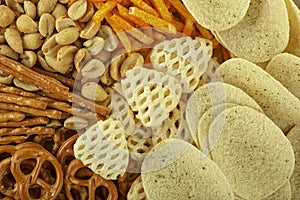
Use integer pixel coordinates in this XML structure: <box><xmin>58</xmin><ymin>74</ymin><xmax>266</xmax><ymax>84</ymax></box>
<box><xmin>0</xmin><ymin>0</ymin><xmax>299</xmax><ymax>200</ymax></box>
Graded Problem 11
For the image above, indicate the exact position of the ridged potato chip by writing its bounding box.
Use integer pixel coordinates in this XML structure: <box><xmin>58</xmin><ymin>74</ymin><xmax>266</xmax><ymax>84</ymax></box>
<box><xmin>186</xmin><ymin>82</ymin><xmax>262</xmax><ymax>143</ymax></box>
<box><xmin>127</xmin><ymin>176</ymin><xmax>147</xmax><ymax>200</ymax></box>
<box><xmin>208</xmin><ymin>106</ymin><xmax>295</xmax><ymax>199</ymax></box>
<box><xmin>215</xmin><ymin>0</ymin><xmax>289</xmax><ymax>63</ymax></box>
<box><xmin>74</xmin><ymin>118</ymin><xmax>129</xmax><ymax>180</ymax></box>
<box><xmin>217</xmin><ymin>58</ymin><xmax>300</xmax><ymax>132</ymax></box>
<box><xmin>287</xmin><ymin>124</ymin><xmax>300</xmax><ymax>199</ymax></box>
<box><xmin>141</xmin><ymin>139</ymin><xmax>234</xmax><ymax>200</ymax></box>
<box><xmin>182</xmin><ymin>0</ymin><xmax>250</xmax><ymax>31</ymax></box>
<box><xmin>265</xmin><ymin>53</ymin><xmax>300</xmax><ymax>99</ymax></box>
<box><xmin>284</xmin><ymin>0</ymin><xmax>300</xmax><ymax>57</ymax></box>
<box><xmin>150</xmin><ymin>37</ymin><xmax>212</xmax><ymax>93</ymax></box>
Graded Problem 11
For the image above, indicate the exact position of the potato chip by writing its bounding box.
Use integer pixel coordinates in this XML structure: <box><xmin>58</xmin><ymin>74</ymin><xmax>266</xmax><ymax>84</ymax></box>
<box><xmin>141</xmin><ymin>139</ymin><xmax>234</xmax><ymax>200</ymax></box>
<box><xmin>74</xmin><ymin>118</ymin><xmax>129</xmax><ymax>180</ymax></box>
<box><xmin>150</xmin><ymin>37</ymin><xmax>212</xmax><ymax>93</ymax></box>
<box><xmin>215</xmin><ymin>0</ymin><xmax>290</xmax><ymax>63</ymax></box>
<box><xmin>127</xmin><ymin>175</ymin><xmax>147</xmax><ymax>200</ymax></box>
<box><xmin>284</xmin><ymin>0</ymin><xmax>300</xmax><ymax>57</ymax></box>
<box><xmin>186</xmin><ymin>82</ymin><xmax>263</xmax><ymax>143</ymax></box>
<box><xmin>182</xmin><ymin>0</ymin><xmax>250</xmax><ymax>31</ymax></box>
<box><xmin>208</xmin><ymin>106</ymin><xmax>295</xmax><ymax>199</ymax></box>
<box><xmin>265</xmin><ymin>53</ymin><xmax>300</xmax><ymax>99</ymax></box>
<box><xmin>287</xmin><ymin>124</ymin><xmax>300</xmax><ymax>199</ymax></box>
<box><xmin>217</xmin><ymin>58</ymin><xmax>300</xmax><ymax>132</ymax></box>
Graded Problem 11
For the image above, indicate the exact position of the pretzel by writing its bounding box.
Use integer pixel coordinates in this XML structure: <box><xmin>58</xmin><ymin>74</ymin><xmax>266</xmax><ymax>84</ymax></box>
<box><xmin>0</xmin><ymin>83</ymin><xmax>36</xmax><ymax>97</ymax></box>
<box><xmin>0</xmin><ymin>111</ymin><xmax>25</xmax><ymax>123</ymax></box>
<box><xmin>33</xmin><ymin>133</ymin><xmax>63</xmax><ymax>155</ymax></box>
<box><xmin>56</xmin><ymin>134</ymin><xmax>79</xmax><ymax>174</ymax></box>
<box><xmin>0</xmin><ymin>55</ymin><xmax>69</xmax><ymax>94</ymax></box>
<box><xmin>0</xmin><ymin>117</ymin><xmax>50</xmax><ymax>127</ymax></box>
<box><xmin>117</xmin><ymin>172</ymin><xmax>140</xmax><ymax>198</ymax></box>
<box><xmin>0</xmin><ymin>127</ymin><xmax>55</xmax><ymax>136</ymax></box>
<box><xmin>0</xmin><ymin>158</ymin><xmax>19</xmax><ymax>198</ymax></box>
<box><xmin>0</xmin><ymin>92</ymin><xmax>48</xmax><ymax>109</ymax></box>
<box><xmin>0</xmin><ymin>103</ymin><xmax>62</xmax><ymax>119</ymax></box>
<box><xmin>65</xmin><ymin>159</ymin><xmax>118</xmax><ymax>200</ymax></box>
<box><xmin>10</xmin><ymin>146</ymin><xmax>63</xmax><ymax>200</ymax></box>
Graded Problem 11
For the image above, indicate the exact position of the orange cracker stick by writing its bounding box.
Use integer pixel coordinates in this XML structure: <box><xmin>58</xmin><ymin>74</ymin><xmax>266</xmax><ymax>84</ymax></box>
<box><xmin>130</xmin><ymin>0</ymin><xmax>159</xmax><ymax>16</ymax></box>
<box><xmin>0</xmin><ymin>117</ymin><xmax>49</xmax><ymax>127</ymax></box>
<box><xmin>183</xmin><ymin>18</ymin><xmax>194</xmax><ymax>36</ymax></box>
<box><xmin>128</xmin><ymin>7</ymin><xmax>176</xmax><ymax>33</ymax></box>
<box><xmin>166</xmin><ymin>0</ymin><xmax>194</xmax><ymax>21</ymax></box>
<box><xmin>212</xmin><ymin>37</ymin><xmax>220</xmax><ymax>49</ymax></box>
<box><xmin>0</xmin><ymin>92</ymin><xmax>48</xmax><ymax>109</ymax></box>
<box><xmin>117</xmin><ymin>4</ymin><xmax>150</xmax><ymax>27</ymax></box>
<box><xmin>172</xmin><ymin>18</ymin><xmax>184</xmax><ymax>32</ymax></box>
<box><xmin>151</xmin><ymin>0</ymin><xmax>173</xmax><ymax>21</ymax></box>
<box><xmin>110</xmin><ymin>14</ymin><xmax>154</xmax><ymax>44</ymax></box>
<box><xmin>0</xmin><ymin>112</ymin><xmax>25</xmax><ymax>123</ymax></box>
<box><xmin>221</xmin><ymin>46</ymin><xmax>231</xmax><ymax>61</ymax></box>
<box><xmin>0</xmin><ymin>127</ymin><xmax>55</xmax><ymax>136</ymax></box>
<box><xmin>194</xmin><ymin>23</ymin><xmax>213</xmax><ymax>40</ymax></box>
<box><xmin>93</xmin><ymin>0</ymin><xmax>118</xmax><ymax>24</ymax></box>
<box><xmin>0</xmin><ymin>102</ymin><xmax>62</xmax><ymax>119</ymax></box>
<box><xmin>0</xmin><ymin>83</ymin><xmax>36</xmax><ymax>97</ymax></box>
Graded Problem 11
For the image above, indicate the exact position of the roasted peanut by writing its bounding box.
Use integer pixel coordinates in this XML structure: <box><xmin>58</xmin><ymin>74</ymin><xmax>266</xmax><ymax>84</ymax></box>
<box><xmin>37</xmin><ymin>0</ymin><xmax>58</xmax><ymax>16</ymax></box>
<box><xmin>23</xmin><ymin>33</ymin><xmax>43</xmax><ymax>50</ymax></box>
<box><xmin>51</xmin><ymin>3</ymin><xmax>67</xmax><ymax>19</ymax></box>
<box><xmin>0</xmin><ymin>44</ymin><xmax>18</xmax><ymax>60</ymax></box>
<box><xmin>120</xmin><ymin>53</ymin><xmax>144</xmax><ymax>77</ymax></box>
<box><xmin>23</xmin><ymin>0</ymin><xmax>36</xmax><ymax>19</ymax></box>
<box><xmin>4</xmin><ymin>27</ymin><xmax>23</xmax><ymax>54</ymax></box>
<box><xmin>81</xmin><ymin>81</ymin><xmax>108</xmax><ymax>102</ymax></box>
<box><xmin>55</xmin><ymin>26</ymin><xmax>80</xmax><ymax>45</ymax></box>
<box><xmin>46</xmin><ymin>119</ymin><xmax>62</xmax><ymax>127</ymax></box>
<box><xmin>55</xmin><ymin>16</ymin><xmax>76</xmax><ymax>32</ymax></box>
<box><xmin>5</xmin><ymin>0</ymin><xmax>24</xmax><ymax>13</ymax></box>
<box><xmin>0</xmin><ymin>5</ymin><xmax>15</xmax><ymax>27</ymax></box>
<box><xmin>79</xmin><ymin>1</ymin><xmax>94</xmax><ymax>22</ymax></box>
<box><xmin>57</xmin><ymin>45</ymin><xmax>78</xmax><ymax>65</ymax></box>
<box><xmin>109</xmin><ymin>54</ymin><xmax>126</xmax><ymax>81</ymax></box>
<box><xmin>83</xmin><ymin>36</ymin><xmax>105</xmax><ymax>55</ymax></box>
<box><xmin>81</xmin><ymin>59</ymin><xmax>106</xmax><ymax>79</ymax></box>
<box><xmin>0</xmin><ymin>72</ymin><xmax>14</xmax><ymax>84</ymax></box>
<box><xmin>0</xmin><ymin>35</ymin><xmax>5</xmax><ymax>44</ymax></box>
<box><xmin>80</xmin><ymin>19</ymin><xmax>100</xmax><ymax>39</ymax></box>
<box><xmin>74</xmin><ymin>48</ymin><xmax>91</xmax><ymax>71</ymax></box>
<box><xmin>16</xmin><ymin>14</ymin><xmax>38</xmax><ymax>33</ymax></box>
<box><xmin>20</xmin><ymin>51</ymin><xmax>37</xmax><ymax>68</ymax></box>
<box><xmin>98</xmin><ymin>25</ymin><xmax>118</xmax><ymax>52</ymax></box>
<box><xmin>93</xmin><ymin>49</ymin><xmax>111</xmax><ymax>64</ymax></box>
<box><xmin>13</xmin><ymin>77</ymin><xmax>39</xmax><ymax>91</ymax></box>
<box><xmin>100</xmin><ymin>67</ymin><xmax>115</xmax><ymax>86</ymax></box>
<box><xmin>68</xmin><ymin>0</ymin><xmax>87</xmax><ymax>21</ymax></box>
<box><xmin>45</xmin><ymin>55</ymin><xmax>73</xmax><ymax>74</ymax></box>
<box><xmin>58</xmin><ymin>0</ymin><xmax>69</xmax><ymax>3</ymax></box>
<box><xmin>37</xmin><ymin>50</ymin><xmax>56</xmax><ymax>72</ymax></box>
<box><xmin>39</xmin><ymin>13</ymin><xmax>55</xmax><ymax>37</ymax></box>
<box><xmin>64</xmin><ymin>116</ymin><xmax>88</xmax><ymax>130</ymax></box>
<box><xmin>42</xmin><ymin>34</ymin><xmax>62</xmax><ymax>57</ymax></box>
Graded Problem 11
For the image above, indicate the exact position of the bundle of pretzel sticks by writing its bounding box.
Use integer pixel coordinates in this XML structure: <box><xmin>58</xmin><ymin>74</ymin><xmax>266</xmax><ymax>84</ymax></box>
<box><xmin>0</xmin><ymin>0</ymin><xmax>231</xmax><ymax>199</ymax></box>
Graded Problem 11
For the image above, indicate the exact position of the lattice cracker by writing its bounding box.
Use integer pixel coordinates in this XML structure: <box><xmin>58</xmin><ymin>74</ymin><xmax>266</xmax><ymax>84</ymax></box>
<box><xmin>150</xmin><ymin>37</ymin><xmax>213</xmax><ymax>93</ymax></box>
<box><xmin>74</xmin><ymin>118</ymin><xmax>129</xmax><ymax>180</ymax></box>
<box><xmin>120</xmin><ymin>67</ymin><xmax>182</xmax><ymax>112</ymax></box>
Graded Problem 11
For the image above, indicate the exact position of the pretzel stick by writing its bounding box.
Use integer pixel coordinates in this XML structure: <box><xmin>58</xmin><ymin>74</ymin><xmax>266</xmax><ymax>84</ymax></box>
<box><xmin>0</xmin><ymin>102</ymin><xmax>62</xmax><ymax>119</ymax></box>
<box><xmin>0</xmin><ymin>112</ymin><xmax>26</xmax><ymax>122</ymax></box>
<box><xmin>0</xmin><ymin>55</ymin><xmax>69</xmax><ymax>94</ymax></box>
<box><xmin>0</xmin><ymin>92</ymin><xmax>48</xmax><ymax>109</ymax></box>
<box><xmin>0</xmin><ymin>135</ymin><xmax>29</xmax><ymax>144</ymax></box>
<box><xmin>0</xmin><ymin>126</ymin><xmax>55</xmax><ymax>136</ymax></box>
<box><xmin>32</xmin><ymin>67</ymin><xmax>76</xmax><ymax>89</ymax></box>
<box><xmin>0</xmin><ymin>83</ymin><xmax>37</xmax><ymax>97</ymax></box>
<box><xmin>0</xmin><ymin>117</ymin><xmax>49</xmax><ymax>127</ymax></box>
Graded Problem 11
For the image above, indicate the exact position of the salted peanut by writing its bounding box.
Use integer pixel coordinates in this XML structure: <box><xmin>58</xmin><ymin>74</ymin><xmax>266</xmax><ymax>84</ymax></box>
<box><xmin>39</xmin><ymin>13</ymin><xmax>55</xmax><ymax>37</ymax></box>
<box><xmin>83</xmin><ymin>36</ymin><xmax>105</xmax><ymax>55</ymax></box>
<box><xmin>68</xmin><ymin>0</ymin><xmax>88</xmax><ymax>20</ymax></box>
<box><xmin>0</xmin><ymin>35</ymin><xmax>5</xmax><ymax>44</ymax></box>
<box><xmin>74</xmin><ymin>48</ymin><xmax>91</xmax><ymax>71</ymax></box>
<box><xmin>41</xmin><ymin>34</ymin><xmax>62</xmax><ymax>57</ymax></box>
<box><xmin>93</xmin><ymin>49</ymin><xmax>111</xmax><ymax>63</ymax></box>
<box><xmin>4</xmin><ymin>27</ymin><xmax>23</xmax><ymax>54</ymax></box>
<box><xmin>37</xmin><ymin>51</ymin><xmax>55</xmax><ymax>72</ymax></box>
<box><xmin>64</xmin><ymin>116</ymin><xmax>88</xmax><ymax>130</ymax></box>
<box><xmin>16</xmin><ymin>14</ymin><xmax>38</xmax><ymax>33</ymax></box>
<box><xmin>80</xmin><ymin>20</ymin><xmax>100</xmax><ymax>40</ymax></box>
<box><xmin>57</xmin><ymin>45</ymin><xmax>78</xmax><ymax>65</ymax></box>
<box><xmin>110</xmin><ymin>54</ymin><xmax>125</xmax><ymax>81</ymax></box>
<box><xmin>20</xmin><ymin>51</ymin><xmax>37</xmax><ymax>68</ymax></box>
<box><xmin>23</xmin><ymin>33</ymin><xmax>43</xmax><ymax>50</ymax></box>
<box><xmin>51</xmin><ymin>3</ymin><xmax>67</xmax><ymax>19</ymax></box>
<box><xmin>81</xmin><ymin>82</ymin><xmax>108</xmax><ymax>102</ymax></box>
<box><xmin>55</xmin><ymin>26</ymin><xmax>80</xmax><ymax>45</ymax></box>
<box><xmin>5</xmin><ymin>0</ymin><xmax>24</xmax><ymax>12</ymax></box>
<box><xmin>98</xmin><ymin>25</ymin><xmax>118</xmax><ymax>52</ymax></box>
<box><xmin>81</xmin><ymin>58</ymin><xmax>106</xmax><ymax>79</ymax></box>
<box><xmin>37</xmin><ymin>0</ymin><xmax>58</xmax><ymax>16</ymax></box>
<box><xmin>0</xmin><ymin>72</ymin><xmax>14</xmax><ymax>84</ymax></box>
<box><xmin>45</xmin><ymin>55</ymin><xmax>73</xmax><ymax>74</ymax></box>
<box><xmin>100</xmin><ymin>67</ymin><xmax>115</xmax><ymax>86</ymax></box>
<box><xmin>46</xmin><ymin>119</ymin><xmax>62</xmax><ymax>127</ymax></box>
<box><xmin>23</xmin><ymin>1</ymin><xmax>36</xmax><ymax>19</ymax></box>
<box><xmin>58</xmin><ymin>0</ymin><xmax>68</xmax><ymax>3</ymax></box>
<box><xmin>55</xmin><ymin>16</ymin><xmax>76</xmax><ymax>32</ymax></box>
<box><xmin>79</xmin><ymin>1</ymin><xmax>94</xmax><ymax>22</ymax></box>
<box><xmin>0</xmin><ymin>44</ymin><xmax>18</xmax><ymax>60</ymax></box>
<box><xmin>0</xmin><ymin>5</ymin><xmax>15</xmax><ymax>28</ymax></box>
<box><xmin>13</xmin><ymin>77</ymin><xmax>39</xmax><ymax>91</ymax></box>
<box><xmin>120</xmin><ymin>53</ymin><xmax>144</xmax><ymax>78</ymax></box>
